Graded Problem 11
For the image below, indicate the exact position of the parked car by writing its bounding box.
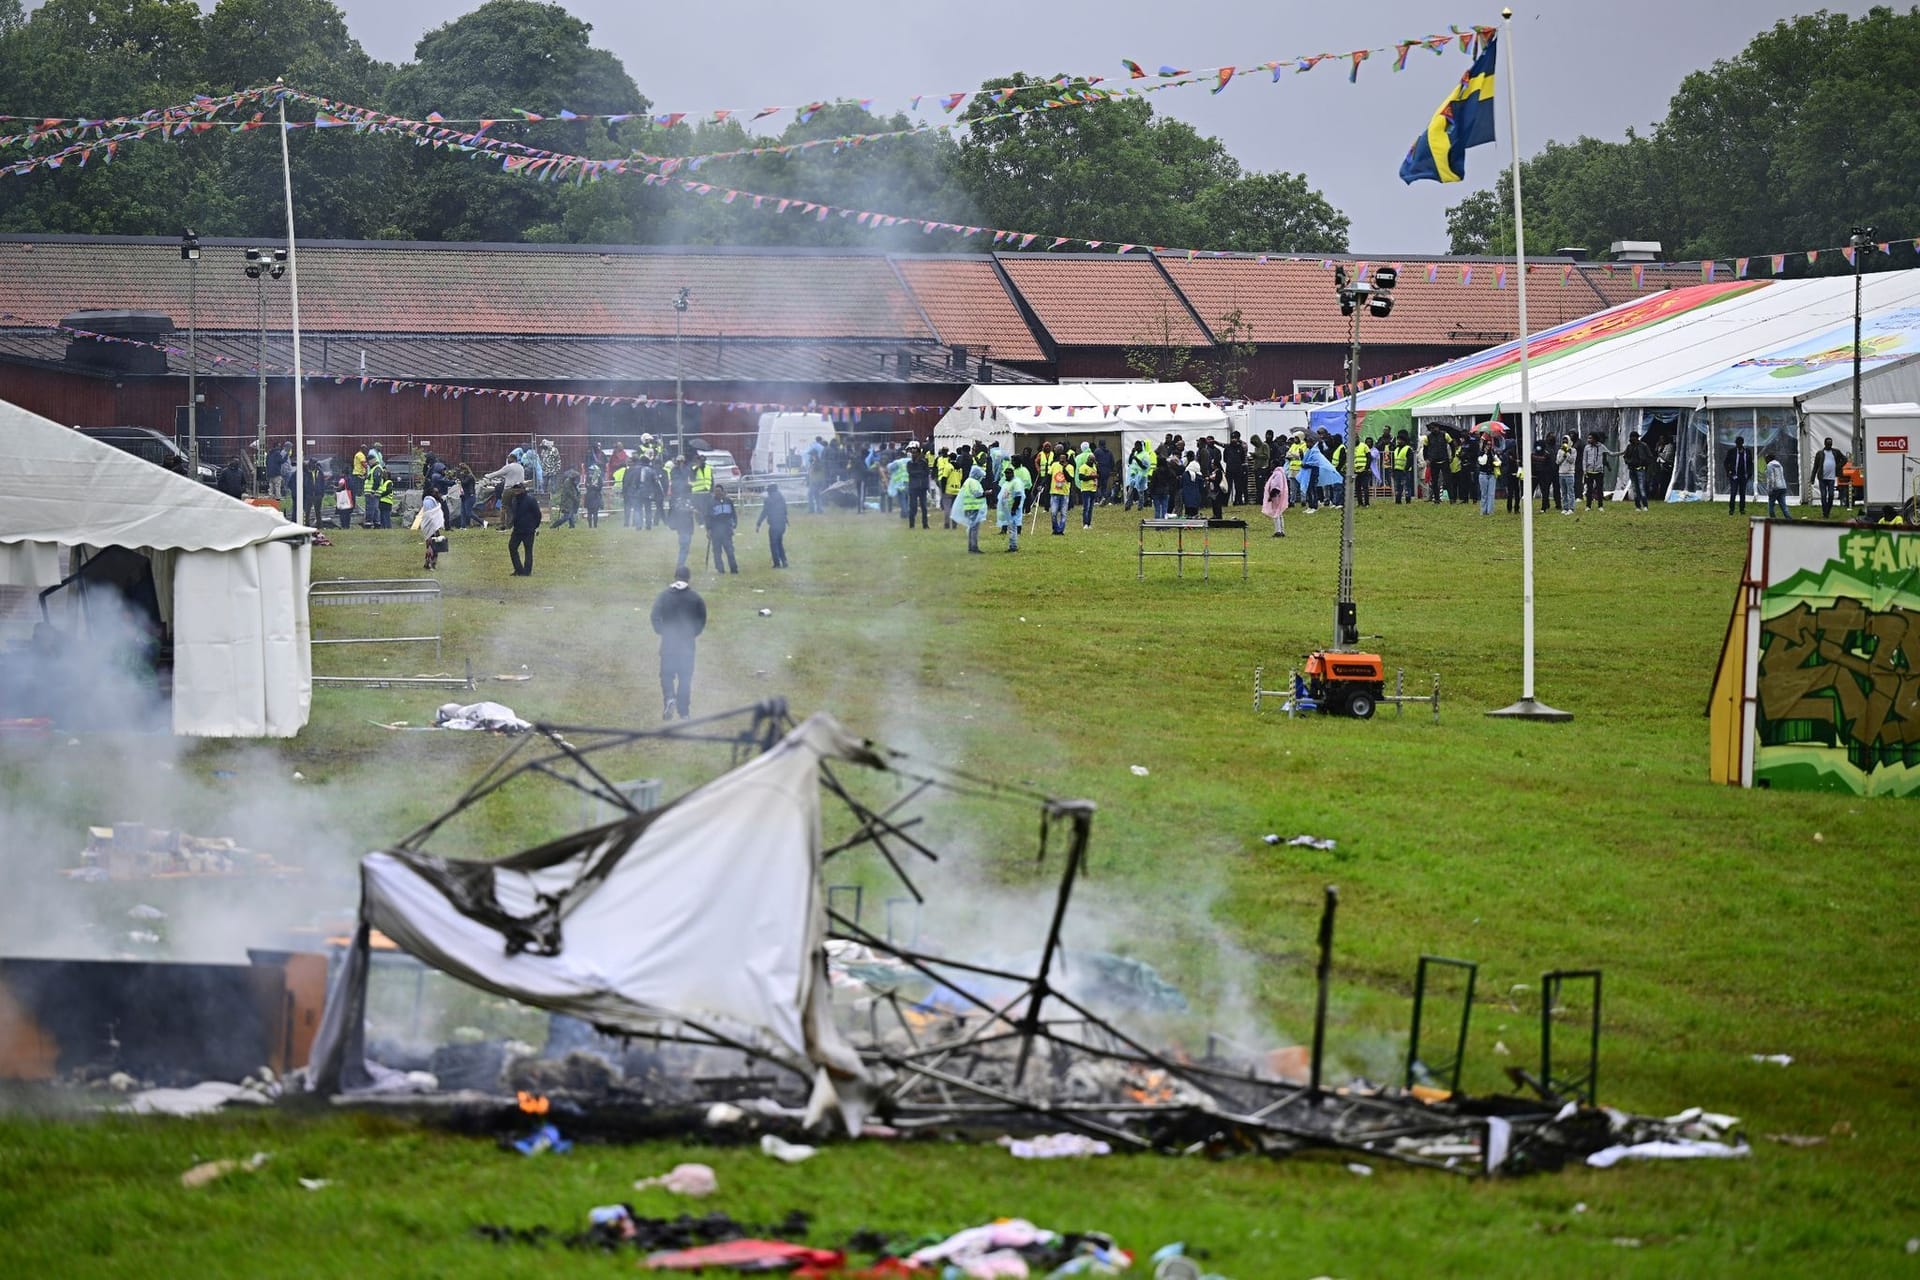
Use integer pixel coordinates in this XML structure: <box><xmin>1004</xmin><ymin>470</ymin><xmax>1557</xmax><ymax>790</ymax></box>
<box><xmin>74</xmin><ymin>426</ymin><xmax>218</xmax><ymax>485</ymax></box>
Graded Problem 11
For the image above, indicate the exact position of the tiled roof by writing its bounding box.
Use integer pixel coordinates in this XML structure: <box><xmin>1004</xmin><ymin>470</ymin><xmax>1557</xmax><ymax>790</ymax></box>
<box><xmin>0</xmin><ymin>238</ymin><xmax>935</xmax><ymax>341</ymax></box>
<box><xmin>0</xmin><ymin>328</ymin><xmax>1046</xmax><ymax>386</ymax></box>
<box><xmin>1159</xmin><ymin>256</ymin><xmax>1699</xmax><ymax>347</ymax></box>
<box><xmin>890</xmin><ymin>257</ymin><xmax>1046</xmax><ymax>362</ymax></box>
<box><xmin>995</xmin><ymin>255</ymin><xmax>1211</xmax><ymax>347</ymax></box>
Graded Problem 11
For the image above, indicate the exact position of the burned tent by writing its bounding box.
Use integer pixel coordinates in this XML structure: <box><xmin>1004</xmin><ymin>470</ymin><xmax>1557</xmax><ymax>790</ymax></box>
<box><xmin>0</xmin><ymin>397</ymin><xmax>311</xmax><ymax>736</ymax></box>
<box><xmin>310</xmin><ymin>713</ymin><xmax>879</xmax><ymax>1129</ymax></box>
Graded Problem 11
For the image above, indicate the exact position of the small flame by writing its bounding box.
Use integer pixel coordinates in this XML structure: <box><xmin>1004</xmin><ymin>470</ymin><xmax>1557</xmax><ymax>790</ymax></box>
<box><xmin>516</xmin><ymin>1090</ymin><xmax>550</xmax><ymax>1115</ymax></box>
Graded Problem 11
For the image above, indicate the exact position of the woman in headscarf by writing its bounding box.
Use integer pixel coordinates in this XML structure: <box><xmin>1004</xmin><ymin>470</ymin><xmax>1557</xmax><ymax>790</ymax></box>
<box><xmin>998</xmin><ymin>459</ymin><xmax>1028</xmax><ymax>552</ymax></box>
<box><xmin>419</xmin><ymin>485</ymin><xmax>447</xmax><ymax>570</ymax></box>
<box><xmin>1260</xmin><ymin>452</ymin><xmax>1291</xmax><ymax>537</ymax></box>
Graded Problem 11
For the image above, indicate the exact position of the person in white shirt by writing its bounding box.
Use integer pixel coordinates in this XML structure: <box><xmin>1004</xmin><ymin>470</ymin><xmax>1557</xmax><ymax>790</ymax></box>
<box><xmin>1765</xmin><ymin>452</ymin><xmax>1794</xmax><ymax>520</ymax></box>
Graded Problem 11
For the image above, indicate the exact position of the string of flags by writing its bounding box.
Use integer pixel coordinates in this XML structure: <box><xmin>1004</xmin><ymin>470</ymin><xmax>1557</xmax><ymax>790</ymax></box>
<box><xmin>0</xmin><ymin>23</ymin><xmax>1490</xmax><ymax>142</ymax></box>
<box><xmin>3</xmin><ymin>311</ymin><xmax>941</xmax><ymax>418</ymax></box>
<box><xmin>3</xmin><ymin>79</ymin><xmax>1916</xmax><ymax>293</ymax></box>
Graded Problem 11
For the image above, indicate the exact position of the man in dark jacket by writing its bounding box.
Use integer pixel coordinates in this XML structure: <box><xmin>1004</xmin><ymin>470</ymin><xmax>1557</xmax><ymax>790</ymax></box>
<box><xmin>650</xmin><ymin>565</ymin><xmax>707</xmax><ymax>720</ymax></box>
<box><xmin>905</xmin><ymin>447</ymin><xmax>931</xmax><ymax>529</ymax></box>
<box><xmin>1224</xmin><ymin>432</ymin><xmax>1247</xmax><ymax>505</ymax></box>
<box><xmin>1623</xmin><ymin>431</ymin><xmax>1654</xmax><ymax>511</ymax></box>
<box><xmin>756</xmin><ymin>483</ymin><xmax>790</xmax><ymax>567</ymax></box>
<box><xmin>707</xmin><ymin>484</ymin><xmax>739</xmax><ymax>574</ymax></box>
<box><xmin>1725</xmin><ymin>435</ymin><xmax>1754</xmax><ymax>515</ymax></box>
<box><xmin>1810</xmin><ymin>436</ymin><xmax>1845</xmax><ymax>517</ymax></box>
<box><xmin>507</xmin><ymin>484</ymin><xmax>541</xmax><ymax>576</ymax></box>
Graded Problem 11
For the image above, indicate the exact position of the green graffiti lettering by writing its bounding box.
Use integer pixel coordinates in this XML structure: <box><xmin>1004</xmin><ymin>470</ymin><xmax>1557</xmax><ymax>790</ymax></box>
<box><xmin>1758</xmin><ymin>599</ymin><xmax>1920</xmax><ymax>751</ymax></box>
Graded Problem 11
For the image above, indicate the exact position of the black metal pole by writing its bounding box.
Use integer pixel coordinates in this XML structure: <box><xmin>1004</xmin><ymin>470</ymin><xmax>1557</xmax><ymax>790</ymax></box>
<box><xmin>1308</xmin><ymin>884</ymin><xmax>1338</xmax><ymax>1096</ymax></box>
<box><xmin>1012</xmin><ymin>802</ymin><xmax>1094</xmax><ymax>1086</ymax></box>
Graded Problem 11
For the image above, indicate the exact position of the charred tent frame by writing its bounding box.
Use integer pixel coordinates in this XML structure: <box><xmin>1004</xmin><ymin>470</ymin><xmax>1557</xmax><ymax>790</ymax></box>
<box><xmin>336</xmin><ymin>700</ymin><xmax>1623</xmax><ymax>1176</ymax></box>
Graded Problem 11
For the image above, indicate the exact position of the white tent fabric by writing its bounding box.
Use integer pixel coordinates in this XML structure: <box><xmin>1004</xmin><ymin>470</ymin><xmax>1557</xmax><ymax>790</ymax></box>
<box><xmin>310</xmin><ymin>713</ymin><xmax>877</xmax><ymax>1130</ymax></box>
<box><xmin>932</xmin><ymin>382</ymin><xmax>1228</xmax><ymax>455</ymax></box>
<box><xmin>0</xmin><ymin>398</ymin><xmax>312</xmax><ymax>736</ymax></box>
<box><xmin>1329</xmin><ymin>269</ymin><xmax>1920</xmax><ymax>501</ymax></box>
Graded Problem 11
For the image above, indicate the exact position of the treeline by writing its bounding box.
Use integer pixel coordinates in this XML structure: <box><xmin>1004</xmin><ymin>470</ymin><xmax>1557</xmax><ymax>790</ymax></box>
<box><xmin>0</xmin><ymin>0</ymin><xmax>1350</xmax><ymax>254</ymax></box>
<box><xmin>1447</xmin><ymin>7</ymin><xmax>1920</xmax><ymax>269</ymax></box>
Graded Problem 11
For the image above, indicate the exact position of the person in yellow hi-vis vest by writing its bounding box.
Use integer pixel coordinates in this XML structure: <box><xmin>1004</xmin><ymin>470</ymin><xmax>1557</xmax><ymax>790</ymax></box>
<box><xmin>1048</xmin><ymin>454</ymin><xmax>1073</xmax><ymax>535</ymax></box>
<box><xmin>1074</xmin><ymin>443</ymin><xmax>1100</xmax><ymax>529</ymax></box>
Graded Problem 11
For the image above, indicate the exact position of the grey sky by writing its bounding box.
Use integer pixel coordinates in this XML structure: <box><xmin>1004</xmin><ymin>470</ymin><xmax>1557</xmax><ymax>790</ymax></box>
<box><xmin>330</xmin><ymin>1</ymin><xmax>1873</xmax><ymax>253</ymax></box>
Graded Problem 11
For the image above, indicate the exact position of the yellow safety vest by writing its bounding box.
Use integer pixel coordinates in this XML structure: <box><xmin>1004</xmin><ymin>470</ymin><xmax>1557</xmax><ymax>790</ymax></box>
<box><xmin>1077</xmin><ymin>459</ymin><xmax>1099</xmax><ymax>491</ymax></box>
<box><xmin>1050</xmin><ymin>463</ymin><xmax>1072</xmax><ymax>496</ymax></box>
<box><xmin>690</xmin><ymin>463</ymin><xmax>713</xmax><ymax>494</ymax></box>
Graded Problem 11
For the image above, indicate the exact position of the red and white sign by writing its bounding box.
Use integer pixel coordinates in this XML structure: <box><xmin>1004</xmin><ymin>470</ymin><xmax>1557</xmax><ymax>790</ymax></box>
<box><xmin>1875</xmin><ymin>435</ymin><xmax>1909</xmax><ymax>452</ymax></box>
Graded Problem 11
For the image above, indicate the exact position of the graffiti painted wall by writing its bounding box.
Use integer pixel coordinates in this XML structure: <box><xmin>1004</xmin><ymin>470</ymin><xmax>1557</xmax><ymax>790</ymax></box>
<box><xmin>1755</xmin><ymin>525</ymin><xmax>1920</xmax><ymax>795</ymax></box>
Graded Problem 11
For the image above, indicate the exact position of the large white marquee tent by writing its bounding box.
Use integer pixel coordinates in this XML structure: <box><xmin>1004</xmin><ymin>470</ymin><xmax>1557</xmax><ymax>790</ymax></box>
<box><xmin>932</xmin><ymin>381</ymin><xmax>1229</xmax><ymax>456</ymax></box>
<box><xmin>1313</xmin><ymin>268</ymin><xmax>1920</xmax><ymax>501</ymax></box>
<box><xmin>0</xmin><ymin>398</ymin><xmax>312</xmax><ymax>737</ymax></box>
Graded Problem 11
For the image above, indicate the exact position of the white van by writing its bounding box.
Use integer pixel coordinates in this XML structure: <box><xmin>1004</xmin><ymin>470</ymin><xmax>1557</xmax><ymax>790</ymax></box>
<box><xmin>753</xmin><ymin>412</ymin><xmax>836</xmax><ymax>474</ymax></box>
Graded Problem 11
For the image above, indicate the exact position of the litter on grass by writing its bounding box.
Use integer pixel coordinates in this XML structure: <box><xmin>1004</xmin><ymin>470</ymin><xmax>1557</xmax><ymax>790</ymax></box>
<box><xmin>1286</xmin><ymin>834</ymin><xmax>1337</xmax><ymax>850</ymax></box>
<box><xmin>435</xmin><ymin>701</ymin><xmax>532</xmax><ymax>733</ymax></box>
<box><xmin>510</xmin><ymin>1123</ymin><xmax>570</xmax><ymax>1156</ymax></box>
<box><xmin>760</xmin><ymin>1133</ymin><xmax>818</xmax><ymax>1163</ymax></box>
<box><xmin>1748</xmin><ymin>1054</ymin><xmax>1793</xmax><ymax>1066</ymax></box>
<box><xmin>634</xmin><ymin>1164</ymin><xmax>718</xmax><ymax>1197</ymax></box>
<box><xmin>1129</xmin><ymin>765</ymin><xmax>1150</xmax><ymax>776</ymax></box>
<box><xmin>1000</xmin><ymin>1133</ymin><xmax>1113</xmax><ymax>1160</ymax></box>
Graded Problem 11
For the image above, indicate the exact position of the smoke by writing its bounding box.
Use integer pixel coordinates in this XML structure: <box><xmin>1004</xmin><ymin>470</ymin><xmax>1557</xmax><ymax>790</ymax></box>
<box><xmin>0</xmin><ymin>583</ymin><xmax>382</xmax><ymax>966</ymax></box>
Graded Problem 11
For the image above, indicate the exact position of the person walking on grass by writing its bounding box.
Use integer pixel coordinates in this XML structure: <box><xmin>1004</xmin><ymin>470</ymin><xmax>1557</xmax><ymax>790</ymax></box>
<box><xmin>1261</xmin><ymin>455</ymin><xmax>1290</xmax><ymax>537</ymax></box>
<box><xmin>1725</xmin><ymin>435</ymin><xmax>1753</xmax><ymax>515</ymax></box>
<box><xmin>333</xmin><ymin>476</ymin><xmax>354</xmax><ymax>529</ymax></box>
<box><xmin>507</xmin><ymin>483</ymin><xmax>541</xmax><ymax>576</ymax></box>
<box><xmin>707</xmin><ymin>484</ymin><xmax>740</xmax><ymax>574</ymax></box>
<box><xmin>1556</xmin><ymin>434</ymin><xmax>1578</xmax><ymax>514</ymax></box>
<box><xmin>650</xmin><ymin>565</ymin><xmax>707</xmax><ymax>721</ymax></box>
<box><xmin>1810</xmin><ymin>437</ymin><xmax>1845</xmax><ymax>518</ymax></box>
<box><xmin>419</xmin><ymin>488</ymin><xmax>446</xmax><ymax>571</ymax></box>
<box><xmin>757</xmin><ymin>482</ymin><xmax>790</xmax><ymax>568</ymax></box>
<box><xmin>1765</xmin><ymin>452</ymin><xmax>1794</xmax><ymax>520</ymax></box>
<box><xmin>551</xmin><ymin>469</ymin><xmax>581</xmax><ymax>529</ymax></box>
<box><xmin>1000</xmin><ymin>460</ymin><xmax>1028</xmax><ymax>552</ymax></box>
<box><xmin>1477</xmin><ymin>433</ymin><xmax>1498</xmax><ymax>515</ymax></box>
<box><xmin>583</xmin><ymin>460</ymin><xmax>602</xmax><ymax>528</ymax></box>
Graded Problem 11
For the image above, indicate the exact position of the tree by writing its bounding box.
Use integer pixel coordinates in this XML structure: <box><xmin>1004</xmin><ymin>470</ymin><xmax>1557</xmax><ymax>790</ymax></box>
<box><xmin>1447</xmin><ymin>7</ymin><xmax>1920</xmax><ymax>268</ymax></box>
<box><xmin>1188</xmin><ymin>171</ymin><xmax>1348</xmax><ymax>254</ymax></box>
<box><xmin>381</xmin><ymin>0</ymin><xmax>648</xmax><ymax>242</ymax></box>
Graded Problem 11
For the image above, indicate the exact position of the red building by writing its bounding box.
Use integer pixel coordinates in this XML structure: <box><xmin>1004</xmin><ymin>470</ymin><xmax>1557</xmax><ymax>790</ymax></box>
<box><xmin>0</xmin><ymin>234</ymin><xmax>1691</xmax><ymax>469</ymax></box>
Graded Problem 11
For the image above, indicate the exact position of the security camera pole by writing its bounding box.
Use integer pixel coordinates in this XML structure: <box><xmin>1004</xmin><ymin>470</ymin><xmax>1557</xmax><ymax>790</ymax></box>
<box><xmin>244</xmin><ymin>246</ymin><xmax>287</xmax><ymax>498</ymax></box>
<box><xmin>180</xmin><ymin>229</ymin><xmax>200</xmax><ymax>476</ymax></box>
<box><xmin>673</xmin><ymin>286</ymin><xmax>692</xmax><ymax>455</ymax></box>
<box><xmin>1850</xmin><ymin>226</ymin><xmax>1874</xmax><ymax>476</ymax></box>
<box><xmin>1331</xmin><ymin>263</ymin><xmax>1396</xmax><ymax>651</ymax></box>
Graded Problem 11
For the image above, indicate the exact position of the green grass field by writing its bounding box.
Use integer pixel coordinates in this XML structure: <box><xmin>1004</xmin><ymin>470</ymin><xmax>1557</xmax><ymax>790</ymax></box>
<box><xmin>2</xmin><ymin>495</ymin><xmax>1916</xmax><ymax>1278</ymax></box>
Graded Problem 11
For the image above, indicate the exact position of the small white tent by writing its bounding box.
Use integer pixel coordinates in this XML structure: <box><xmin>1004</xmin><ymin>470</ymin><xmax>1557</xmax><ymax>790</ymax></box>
<box><xmin>932</xmin><ymin>382</ymin><xmax>1228</xmax><ymax>456</ymax></box>
<box><xmin>0</xmin><ymin>399</ymin><xmax>312</xmax><ymax>737</ymax></box>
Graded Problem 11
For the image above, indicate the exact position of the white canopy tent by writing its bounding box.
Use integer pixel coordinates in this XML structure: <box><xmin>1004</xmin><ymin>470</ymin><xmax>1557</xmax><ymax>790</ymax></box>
<box><xmin>1319</xmin><ymin>269</ymin><xmax>1920</xmax><ymax>501</ymax></box>
<box><xmin>932</xmin><ymin>382</ymin><xmax>1229</xmax><ymax>456</ymax></box>
<box><xmin>310</xmin><ymin>713</ymin><xmax>876</xmax><ymax>1129</ymax></box>
<box><xmin>0</xmin><ymin>398</ymin><xmax>312</xmax><ymax>737</ymax></box>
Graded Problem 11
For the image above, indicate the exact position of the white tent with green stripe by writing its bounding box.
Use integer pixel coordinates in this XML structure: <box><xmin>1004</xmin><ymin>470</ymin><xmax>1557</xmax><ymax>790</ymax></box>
<box><xmin>1313</xmin><ymin>268</ymin><xmax>1920</xmax><ymax>501</ymax></box>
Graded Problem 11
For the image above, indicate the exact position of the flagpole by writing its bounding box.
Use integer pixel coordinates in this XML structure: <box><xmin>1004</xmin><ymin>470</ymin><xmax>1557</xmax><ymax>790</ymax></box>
<box><xmin>279</xmin><ymin>86</ymin><xmax>308</xmax><ymax>529</ymax></box>
<box><xmin>1488</xmin><ymin>7</ymin><xmax>1570</xmax><ymax>722</ymax></box>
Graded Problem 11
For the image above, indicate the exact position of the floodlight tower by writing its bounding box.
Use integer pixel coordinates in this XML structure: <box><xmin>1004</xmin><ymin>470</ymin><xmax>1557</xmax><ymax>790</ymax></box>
<box><xmin>673</xmin><ymin>286</ymin><xmax>692</xmax><ymax>455</ymax></box>
<box><xmin>1850</xmin><ymin>226</ymin><xmax>1876</xmax><ymax>477</ymax></box>
<box><xmin>180</xmin><ymin>229</ymin><xmax>200</xmax><ymax>475</ymax></box>
<box><xmin>244</xmin><ymin>246</ymin><xmax>288</xmax><ymax>496</ymax></box>
<box><xmin>1331</xmin><ymin>264</ymin><xmax>1397</xmax><ymax>650</ymax></box>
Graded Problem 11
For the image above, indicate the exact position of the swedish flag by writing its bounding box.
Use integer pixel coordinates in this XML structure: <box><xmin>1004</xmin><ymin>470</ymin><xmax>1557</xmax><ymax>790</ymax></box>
<box><xmin>1399</xmin><ymin>37</ymin><xmax>1497</xmax><ymax>184</ymax></box>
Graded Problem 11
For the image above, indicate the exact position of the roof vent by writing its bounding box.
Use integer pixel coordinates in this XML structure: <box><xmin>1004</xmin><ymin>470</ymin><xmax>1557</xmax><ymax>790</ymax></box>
<box><xmin>949</xmin><ymin>344</ymin><xmax>969</xmax><ymax>370</ymax></box>
<box><xmin>1609</xmin><ymin>240</ymin><xmax>1662</xmax><ymax>263</ymax></box>
<box><xmin>61</xmin><ymin>309</ymin><xmax>174</xmax><ymax>375</ymax></box>
<box><xmin>1554</xmin><ymin>246</ymin><xmax>1589</xmax><ymax>262</ymax></box>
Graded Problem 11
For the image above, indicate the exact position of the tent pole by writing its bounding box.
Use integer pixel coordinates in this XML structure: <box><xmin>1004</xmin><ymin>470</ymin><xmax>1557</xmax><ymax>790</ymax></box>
<box><xmin>279</xmin><ymin>88</ymin><xmax>307</xmax><ymax>528</ymax></box>
<box><xmin>1487</xmin><ymin>10</ymin><xmax>1570</xmax><ymax>724</ymax></box>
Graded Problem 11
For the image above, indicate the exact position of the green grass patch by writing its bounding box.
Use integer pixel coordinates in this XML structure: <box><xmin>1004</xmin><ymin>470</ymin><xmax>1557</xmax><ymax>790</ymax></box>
<box><xmin>3</xmin><ymin>501</ymin><xmax>1916</xmax><ymax>1276</ymax></box>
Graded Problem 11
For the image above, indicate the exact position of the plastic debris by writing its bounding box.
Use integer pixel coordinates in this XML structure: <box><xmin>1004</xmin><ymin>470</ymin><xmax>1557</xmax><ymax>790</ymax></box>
<box><xmin>1765</xmin><ymin>1133</ymin><xmax>1826</xmax><ymax>1148</ymax></box>
<box><xmin>634</xmin><ymin>1163</ymin><xmax>717</xmax><ymax>1197</ymax></box>
<box><xmin>435</xmin><ymin>701</ymin><xmax>532</xmax><ymax>733</ymax></box>
<box><xmin>127</xmin><ymin>904</ymin><xmax>166</xmax><ymax>920</ymax></box>
<box><xmin>644</xmin><ymin>1240</ymin><xmax>844</xmax><ymax>1272</ymax></box>
<box><xmin>1000</xmin><ymin>1133</ymin><xmax>1113</xmax><ymax>1160</ymax></box>
<box><xmin>758</xmin><ymin>608</ymin><xmax>774</xmax><ymax>617</ymax></box>
<box><xmin>1587</xmin><ymin>1138</ymin><xmax>1750</xmax><ymax>1168</ymax></box>
<box><xmin>298</xmin><ymin>1178</ymin><xmax>331</xmax><ymax>1191</ymax></box>
<box><xmin>1345</xmin><ymin>1161</ymin><xmax>1374</xmax><ymax>1177</ymax></box>
<box><xmin>1262</xmin><ymin>834</ymin><xmax>1281</xmax><ymax>845</ymax></box>
<box><xmin>180</xmin><ymin>1151</ymin><xmax>268</xmax><ymax>1188</ymax></box>
<box><xmin>1130</xmin><ymin>765</ymin><xmax>1150</xmax><ymax>776</ymax></box>
<box><xmin>759</xmin><ymin>1134</ymin><xmax>818</xmax><ymax>1164</ymax></box>
<box><xmin>1286</xmin><ymin>834</ymin><xmax>1337</xmax><ymax>850</ymax></box>
<box><xmin>1748</xmin><ymin>1053</ymin><xmax>1793</xmax><ymax>1066</ymax></box>
<box><xmin>704</xmin><ymin>1102</ymin><xmax>745</xmax><ymax>1127</ymax></box>
<box><xmin>511</xmin><ymin>1123</ymin><xmax>572</xmax><ymax>1156</ymax></box>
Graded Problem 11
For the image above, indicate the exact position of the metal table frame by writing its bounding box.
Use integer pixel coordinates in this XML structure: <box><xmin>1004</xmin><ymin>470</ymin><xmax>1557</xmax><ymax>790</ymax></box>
<box><xmin>1138</xmin><ymin>518</ymin><xmax>1248</xmax><ymax>580</ymax></box>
